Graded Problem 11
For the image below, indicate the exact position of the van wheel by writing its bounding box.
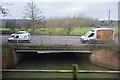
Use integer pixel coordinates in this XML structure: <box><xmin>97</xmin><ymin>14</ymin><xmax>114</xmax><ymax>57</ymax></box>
<box><xmin>81</xmin><ymin>41</ymin><xmax>85</xmax><ymax>44</ymax></box>
<box><xmin>81</xmin><ymin>41</ymin><xmax>88</xmax><ymax>44</ymax></box>
<box><xmin>8</xmin><ymin>40</ymin><xmax>10</xmax><ymax>43</ymax></box>
<box><xmin>27</xmin><ymin>40</ymin><xmax>31</xmax><ymax>43</ymax></box>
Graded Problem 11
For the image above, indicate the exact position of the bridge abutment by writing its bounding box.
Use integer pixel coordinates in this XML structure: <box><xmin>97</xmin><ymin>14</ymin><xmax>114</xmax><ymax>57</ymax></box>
<box><xmin>2</xmin><ymin>46</ymin><xmax>22</xmax><ymax>69</ymax></box>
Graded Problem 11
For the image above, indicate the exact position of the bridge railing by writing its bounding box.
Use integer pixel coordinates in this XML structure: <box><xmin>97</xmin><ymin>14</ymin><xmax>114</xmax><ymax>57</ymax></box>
<box><xmin>2</xmin><ymin>64</ymin><xmax>120</xmax><ymax>79</ymax></box>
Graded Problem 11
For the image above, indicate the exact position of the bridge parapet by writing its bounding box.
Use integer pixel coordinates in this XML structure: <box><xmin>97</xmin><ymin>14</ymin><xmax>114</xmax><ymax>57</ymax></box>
<box><xmin>8</xmin><ymin>43</ymin><xmax>87</xmax><ymax>49</ymax></box>
<box><xmin>2</xmin><ymin>43</ymin><xmax>117</xmax><ymax>51</ymax></box>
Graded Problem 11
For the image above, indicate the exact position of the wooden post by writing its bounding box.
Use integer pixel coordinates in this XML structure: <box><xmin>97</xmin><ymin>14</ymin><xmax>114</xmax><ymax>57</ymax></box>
<box><xmin>72</xmin><ymin>64</ymin><xmax>78</xmax><ymax>80</ymax></box>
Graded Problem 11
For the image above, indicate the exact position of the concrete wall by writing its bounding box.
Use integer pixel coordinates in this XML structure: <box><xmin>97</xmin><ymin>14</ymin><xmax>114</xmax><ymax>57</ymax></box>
<box><xmin>2</xmin><ymin>47</ymin><xmax>22</xmax><ymax>69</ymax></box>
<box><xmin>90</xmin><ymin>49</ymin><xmax>119</xmax><ymax>70</ymax></box>
<box><xmin>2</xmin><ymin>48</ymin><xmax>15</xmax><ymax>69</ymax></box>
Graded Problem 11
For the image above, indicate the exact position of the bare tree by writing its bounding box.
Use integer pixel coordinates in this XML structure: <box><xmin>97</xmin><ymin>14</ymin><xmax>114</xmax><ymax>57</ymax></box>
<box><xmin>63</xmin><ymin>17</ymin><xmax>75</xmax><ymax>35</ymax></box>
<box><xmin>23</xmin><ymin>21</ymin><xmax>32</xmax><ymax>31</ymax></box>
<box><xmin>0</xmin><ymin>2</ymin><xmax>12</xmax><ymax>17</ymax></box>
<box><xmin>23</xmin><ymin>2</ymin><xmax>45</xmax><ymax>32</ymax></box>
<box><xmin>5</xmin><ymin>20</ymin><xmax>17</xmax><ymax>32</ymax></box>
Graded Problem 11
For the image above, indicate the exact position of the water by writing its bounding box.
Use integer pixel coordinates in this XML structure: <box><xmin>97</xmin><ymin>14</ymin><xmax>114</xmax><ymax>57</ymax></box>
<box><xmin>2</xmin><ymin>53</ymin><xmax>119</xmax><ymax>78</ymax></box>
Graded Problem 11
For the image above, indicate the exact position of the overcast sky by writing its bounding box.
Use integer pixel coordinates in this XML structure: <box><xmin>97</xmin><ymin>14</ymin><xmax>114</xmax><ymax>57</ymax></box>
<box><xmin>1</xmin><ymin>0</ymin><xmax>119</xmax><ymax>20</ymax></box>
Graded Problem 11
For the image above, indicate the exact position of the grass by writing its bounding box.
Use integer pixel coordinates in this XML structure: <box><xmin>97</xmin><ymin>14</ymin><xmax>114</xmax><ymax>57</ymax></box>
<box><xmin>1</xmin><ymin>26</ymin><xmax>118</xmax><ymax>35</ymax></box>
<box><xmin>71</xmin><ymin>27</ymin><xmax>93</xmax><ymax>35</ymax></box>
<box><xmin>0</xmin><ymin>28</ymin><xmax>11</xmax><ymax>30</ymax></box>
<box><xmin>46</xmin><ymin>27</ymin><xmax>66</xmax><ymax>35</ymax></box>
<box><xmin>42</xmin><ymin>27</ymin><xmax>93</xmax><ymax>35</ymax></box>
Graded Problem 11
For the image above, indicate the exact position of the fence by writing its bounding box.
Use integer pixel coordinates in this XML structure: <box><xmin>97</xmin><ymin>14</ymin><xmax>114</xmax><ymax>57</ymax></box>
<box><xmin>2</xmin><ymin>64</ymin><xmax>120</xmax><ymax>79</ymax></box>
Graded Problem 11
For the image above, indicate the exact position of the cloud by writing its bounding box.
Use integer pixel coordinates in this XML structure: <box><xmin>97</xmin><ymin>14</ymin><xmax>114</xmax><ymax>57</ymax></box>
<box><xmin>63</xmin><ymin>7</ymin><xmax>83</xmax><ymax>12</ymax></box>
<box><xmin>1</xmin><ymin>2</ymin><xmax>118</xmax><ymax>20</ymax></box>
<box><xmin>1</xmin><ymin>0</ymin><xmax>120</xmax><ymax>2</ymax></box>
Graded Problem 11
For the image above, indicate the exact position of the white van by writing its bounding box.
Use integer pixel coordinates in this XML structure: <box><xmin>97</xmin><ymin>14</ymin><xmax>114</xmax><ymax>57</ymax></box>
<box><xmin>8</xmin><ymin>31</ymin><xmax>31</xmax><ymax>43</ymax></box>
<box><xmin>80</xmin><ymin>28</ymin><xmax>114</xmax><ymax>43</ymax></box>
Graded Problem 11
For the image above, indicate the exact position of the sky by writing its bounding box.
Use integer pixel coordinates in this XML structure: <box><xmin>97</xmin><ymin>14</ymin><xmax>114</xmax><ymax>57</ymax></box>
<box><xmin>0</xmin><ymin>0</ymin><xmax>119</xmax><ymax>20</ymax></box>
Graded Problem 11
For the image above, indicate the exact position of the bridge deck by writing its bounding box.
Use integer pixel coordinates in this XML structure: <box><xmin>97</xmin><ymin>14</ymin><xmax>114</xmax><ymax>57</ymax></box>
<box><xmin>15</xmin><ymin>49</ymin><xmax>92</xmax><ymax>53</ymax></box>
<box><xmin>13</xmin><ymin>44</ymin><xmax>95</xmax><ymax>53</ymax></box>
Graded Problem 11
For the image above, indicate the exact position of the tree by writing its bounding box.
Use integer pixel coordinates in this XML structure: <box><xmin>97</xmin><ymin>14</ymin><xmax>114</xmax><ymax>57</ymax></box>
<box><xmin>0</xmin><ymin>3</ymin><xmax>8</xmax><ymax>16</ymax></box>
<box><xmin>23</xmin><ymin>21</ymin><xmax>32</xmax><ymax>31</ymax></box>
<box><xmin>0</xmin><ymin>2</ymin><xmax>12</xmax><ymax>17</ymax></box>
<box><xmin>16</xmin><ymin>22</ymin><xmax>22</xmax><ymax>30</ymax></box>
<box><xmin>63</xmin><ymin>17</ymin><xmax>75</xmax><ymax>35</ymax></box>
<box><xmin>5</xmin><ymin>20</ymin><xmax>17</xmax><ymax>32</ymax></box>
<box><xmin>23</xmin><ymin>2</ymin><xmax>45</xmax><ymax>32</ymax></box>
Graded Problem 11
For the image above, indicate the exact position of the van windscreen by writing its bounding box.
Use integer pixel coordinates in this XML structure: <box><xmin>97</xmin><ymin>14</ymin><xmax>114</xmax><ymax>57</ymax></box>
<box><xmin>84</xmin><ymin>31</ymin><xmax>91</xmax><ymax>37</ymax></box>
<box><xmin>88</xmin><ymin>33</ymin><xmax>94</xmax><ymax>37</ymax></box>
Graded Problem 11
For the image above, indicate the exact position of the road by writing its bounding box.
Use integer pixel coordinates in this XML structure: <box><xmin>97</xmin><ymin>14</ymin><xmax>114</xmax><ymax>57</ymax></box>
<box><xmin>0</xmin><ymin>35</ymin><xmax>119</xmax><ymax>45</ymax></box>
<box><xmin>1</xmin><ymin>35</ymin><xmax>81</xmax><ymax>44</ymax></box>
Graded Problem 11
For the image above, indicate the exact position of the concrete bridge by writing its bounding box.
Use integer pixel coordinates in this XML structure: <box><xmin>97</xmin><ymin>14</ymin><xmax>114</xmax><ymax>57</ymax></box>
<box><xmin>14</xmin><ymin>44</ymin><xmax>94</xmax><ymax>53</ymax></box>
<box><xmin>2</xmin><ymin>42</ymin><xmax>116</xmax><ymax>69</ymax></box>
<box><xmin>1</xmin><ymin>43</ymin><xmax>91</xmax><ymax>68</ymax></box>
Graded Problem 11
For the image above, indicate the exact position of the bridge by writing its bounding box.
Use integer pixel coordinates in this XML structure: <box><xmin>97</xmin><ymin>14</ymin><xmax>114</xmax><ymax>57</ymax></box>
<box><xmin>2</xmin><ymin>42</ymin><xmax>117</xmax><ymax>69</ymax></box>
<box><xmin>1</xmin><ymin>43</ymin><xmax>93</xmax><ymax>68</ymax></box>
<box><xmin>14</xmin><ymin>43</ymin><xmax>94</xmax><ymax>53</ymax></box>
<box><xmin>3</xmin><ymin>42</ymin><xmax>114</xmax><ymax>54</ymax></box>
<box><xmin>2</xmin><ymin>42</ymin><xmax>119</xmax><ymax>79</ymax></box>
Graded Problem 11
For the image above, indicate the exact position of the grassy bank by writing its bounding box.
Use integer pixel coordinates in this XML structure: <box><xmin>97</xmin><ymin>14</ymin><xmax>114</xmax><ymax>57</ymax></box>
<box><xmin>1</xmin><ymin>26</ymin><xmax>118</xmax><ymax>35</ymax></box>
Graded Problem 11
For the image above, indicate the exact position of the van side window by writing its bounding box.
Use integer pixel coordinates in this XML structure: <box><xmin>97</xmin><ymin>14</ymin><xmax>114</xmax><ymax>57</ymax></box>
<box><xmin>88</xmin><ymin>33</ymin><xmax>94</xmax><ymax>37</ymax></box>
<box><xmin>15</xmin><ymin>35</ymin><xmax>19</xmax><ymax>38</ymax></box>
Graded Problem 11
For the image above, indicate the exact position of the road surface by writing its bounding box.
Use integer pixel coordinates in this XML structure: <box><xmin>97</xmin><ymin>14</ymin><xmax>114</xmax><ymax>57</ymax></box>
<box><xmin>1</xmin><ymin>35</ymin><xmax>81</xmax><ymax>44</ymax></box>
<box><xmin>0</xmin><ymin>35</ymin><xmax>118</xmax><ymax>45</ymax></box>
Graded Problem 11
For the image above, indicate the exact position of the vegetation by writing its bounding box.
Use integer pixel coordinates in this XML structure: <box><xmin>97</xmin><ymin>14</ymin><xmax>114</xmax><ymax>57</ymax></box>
<box><xmin>23</xmin><ymin>2</ymin><xmax>45</xmax><ymax>32</ymax></box>
<box><xmin>5</xmin><ymin>20</ymin><xmax>18</xmax><ymax>32</ymax></box>
<box><xmin>1</xmin><ymin>2</ymin><xmax>118</xmax><ymax>35</ymax></box>
<box><xmin>45</xmin><ymin>16</ymin><xmax>101</xmax><ymax>35</ymax></box>
<box><xmin>1</xmin><ymin>26</ymin><xmax>118</xmax><ymax>36</ymax></box>
<box><xmin>0</xmin><ymin>2</ymin><xmax>9</xmax><ymax>16</ymax></box>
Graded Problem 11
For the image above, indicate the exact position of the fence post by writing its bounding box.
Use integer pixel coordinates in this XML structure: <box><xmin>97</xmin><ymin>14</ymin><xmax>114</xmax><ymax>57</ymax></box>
<box><xmin>72</xmin><ymin>64</ymin><xmax>78</xmax><ymax>80</ymax></box>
